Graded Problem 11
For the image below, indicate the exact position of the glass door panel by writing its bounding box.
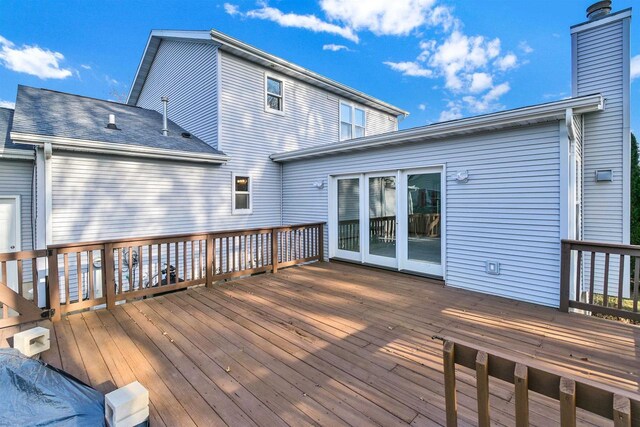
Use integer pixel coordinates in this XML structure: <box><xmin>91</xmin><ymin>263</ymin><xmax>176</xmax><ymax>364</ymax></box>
<box><xmin>405</xmin><ymin>172</ymin><xmax>442</xmax><ymax>275</ymax></box>
<box><xmin>336</xmin><ymin>177</ymin><xmax>360</xmax><ymax>260</ymax></box>
<box><xmin>366</xmin><ymin>175</ymin><xmax>397</xmax><ymax>267</ymax></box>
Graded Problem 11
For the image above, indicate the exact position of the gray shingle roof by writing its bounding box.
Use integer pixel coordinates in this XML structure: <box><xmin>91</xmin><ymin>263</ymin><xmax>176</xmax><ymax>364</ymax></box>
<box><xmin>0</xmin><ymin>107</ymin><xmax>31</xmax><ymax>152</ymax></box>
<box><xmin>12</xmin><ymin>85</ymin><xmax>225</xmax><ymax>156</ymax></box>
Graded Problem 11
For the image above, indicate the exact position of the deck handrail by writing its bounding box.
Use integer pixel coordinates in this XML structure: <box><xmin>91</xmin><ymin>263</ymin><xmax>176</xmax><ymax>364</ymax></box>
<box><xmin>441</xmin><ymin>338</ymin><xmax>640</xmax><ymax>426</ymax></box>
<box><xmin>0</xmin><ymin>223</ymin><xmax>325</xmax><ymax>324</ymax></box>
<box><xmin>560</xmin><ymin>239</ymin><xmax>640</xmax><ymax>322</ymax></box>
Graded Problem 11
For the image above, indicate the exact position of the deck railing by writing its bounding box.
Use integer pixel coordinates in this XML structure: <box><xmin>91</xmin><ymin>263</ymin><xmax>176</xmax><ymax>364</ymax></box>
<box><xmin>442</xmin><ymin>338</ymin><xmax>640</xmax><ymax>426</ymax></box>
<box><xmin>560</xmin><ymin>239</ymin><xmax>640</xmax><ymax>322</ymax></box>
<box><xmin>1</xmin><ymin>223</ymin><xmax>323</xmax><ymax>324</ymax></box>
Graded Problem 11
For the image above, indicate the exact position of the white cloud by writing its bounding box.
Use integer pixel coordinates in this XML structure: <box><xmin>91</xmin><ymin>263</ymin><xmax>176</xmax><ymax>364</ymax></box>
<box><xmin>418</xmin><ymin>103</ymin><xmax>426</xmax><ymax>111</ymax></box>
<box><xmin>319</xmin><ymin>0</ymin><xmax>440</xmax><ymax>36</ymax></box>
<box><xmin>0</xmin><ymin>100</ymin><xmax>15</xmax><ymax>109</ymax></box>
<box><xmin>518</xmin><ymin>41</ymin><xmax>533</xmax><ymax>54</ymax></box>
<box><xmin>494</xmin><ymin>53</ymin><xmax>518</xmax><ymax>71</ymax></box>
<box><xmin>323</xmin><ymin>44</ymin><xmax>349</xmax><ymax>52</ymax></box>
<box><xmin>223</xmin><ymin>3</ymin><xmax>240</xmax><ymax>15</ymax></box>
<box><xmin>469</xmin><ymin>72</ymin><xmax>493</xmax><ymax>93</ymax></box>
<box><xmin>0</xmin><ymin>35</ymin><xmax>73</xmax><ymax>79</ymax></box>
<box><xmin>631</xmin><ymin>55</ymin><xmax>640</xmax><ymax>82</ymax></box>
<box><xmin>462</xmin><ymin>82</ymin><xmax>511</xmax><ymax>113</ymax></box>
<box><xmin>384</xmin><ymin>61</ymin><xmax>433</xmax><ymax>77</ymax></box>
<box><xmin>80</xmin><ymin>64</ymin><xmax>91</xmax><ymax>70</ymax></box>
<box><xmin>439</xmin><ymin>101</ymin><xmax>463</xmax><ymax>121</ymax></box>
<box><xmin>238</xmin><ymin>4</ymin><xmax>359</xmax><ymax>42</ymax></box>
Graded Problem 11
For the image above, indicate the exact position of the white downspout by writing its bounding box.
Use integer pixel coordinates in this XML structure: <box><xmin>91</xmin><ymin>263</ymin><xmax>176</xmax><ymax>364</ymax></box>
<box><xmin>44</xmin><ymin>142</ymin><xmax>53</xmax><ymax>246</ymax></box>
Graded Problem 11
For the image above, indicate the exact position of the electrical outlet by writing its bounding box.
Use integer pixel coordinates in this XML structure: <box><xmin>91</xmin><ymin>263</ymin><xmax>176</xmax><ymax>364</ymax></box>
<box><xmin>485</xmin><ymin>261</ymin><xmax>500</xmax><ymax>275</ymax></box>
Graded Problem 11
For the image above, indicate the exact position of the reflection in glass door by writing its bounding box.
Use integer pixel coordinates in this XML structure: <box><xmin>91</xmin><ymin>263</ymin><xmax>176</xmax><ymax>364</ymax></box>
<box><xmin>336</xmin><ymin>177</ymin><xmax>361</xmax><ymax>260</ymax></box>
<box><xmin>404</xmin><ymin>171</ymin><xmax>442</xmax><ymax>276</ymax></box>
<box><xmin>366</xmin><ymin>175</ymin><xmax>397</xmax><ymax>268</ymax></box>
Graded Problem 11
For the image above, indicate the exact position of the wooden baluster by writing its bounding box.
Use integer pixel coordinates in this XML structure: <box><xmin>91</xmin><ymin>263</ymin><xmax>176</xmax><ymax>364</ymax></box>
<box><xmin>17</xmin><ymin>259</ymin><xmax>23</xmax><ymax>297</ymax></box>
<box><xmin>128</xmin><ymin>247</ymin><xmax>133</xmax><ymax>292</ymax></box>
<box><xmin>157</xmin><ymin>244</ymin><xmax>162</xmax><ymax>287</ymax></box>
<box><xmin>200</xmin><ymin>240</ymin><xmax>204</xmax><ymax>278</ymax></box>
<box><xmin>139</xmin><ymin>246</ymin><xmax>143</xmax><ymax>290</ymax></box>
<box><xmin>206</xmin><ymin>235</ymin><xmax>214</xmax><ymax>288</ymax></box>
<box><xmin>77</xmin><ymin>252</ymin><xmax>83</xmax><ymax>301</ymax></box>
<box><xmin>589</xmin><ymin>252</ymin><xmax>596</xmax><ymax>304</ymax></box>
<box><xmin>514</xmin><ymin>363</ymin><xmax>529</xmax><ymax>427</ymax></box>
<box><xmin>603</xmin><ymin>252</ymin><xmax>610</xmax><ymax>307</ymax></box>
<box><xmin>613</xmin><ymin>395</ymin><xmax>631</xmax><ymax>427</ymax></box>
<box><xmin>272</xmin><ymin>228</ymin><xmax>278</xmax><ymax>274</ymax></box>
<box><xmin>47</xmin><ymin>249</ymin><xmax>61</xmax><ymax>321</ymax></box>
<box><xmin>559</xmin><ymin>378</ymin><xmax>576</xmax><ymax>427</ymax></box>
<box><xmin>634</xmin><ymin>257</ymin><xmax>639</xmax><ymax>313</ymax></box>
<box><xmin>226</xmin><ymin>237</ymin><xmax>230</xmax><ymax>273</ymax></box>
<box><xmin>88</xmin><ymin>251</ymin><xmax>94</xmax><ymax>300</ymax></box>
<box><xmin>190</xmin><ymin>241</ymin><xmax>194</xmax><ymax>281</ymax></box>
<box><xmin>63</xmin><ymin>253</ymin><xmax>70</xmax><ymax>305</ymax></box>
<box><xmin>117</xmin><ymin>248</ymin><xmax>123</xmax><ymax>293</ymax></box>
<box><xmin>575</xmin><ymin>250</ymin><xmax>582</xmax><ymax>302</ymax></box>
<box><xmin>32</xmin><ymin>258</ymin><xmax>39</xmax><ymax>306</ymax></box>
<box><xmin>618</xmin><ymin>254</ymin><xmax>625</xmax><ymax>309</ymax></box>
<box><xmin>475</xmin><ymin>351</ymin><xmax>490</xmax><ymax>427</ymax></box>
<box><xmin>104</xmin><ymin>244</ymin><xmax>116</xmax><ymax>311</ymax></box>
<box><xmin>218</xmin><ymin>238</ymin><xmax>223</xmax><ymax>273</ymax></box>
<box><xmin>183</xmin><ymin>242</ymin><xmax>187</xmax><ymax>282</ymax></box>
<box><xmin>174</xmin><ymin>242</ymin><xmax>179</xmax><ymax>284</ymax></box>
<box><xmin>1</xmin><ymin>261</ymin><xmax>6</xmax><ymax>286</ymax></box>
<box><xmin>166</xmin><ymin>243</ymin><xmax>171</xmax><ymax>285</ymax></box>
<box><xmin>442</xmin><ymin>341</ymin><xmax>457</xmax><ymax>427</ymax></box>
<box><xmin>148</xmin><ymin>245</ymin><xmax>152</xmax><ymax>288</ymax></box>
<box><xmin>212</xmin><ymin>238</ymin><xmax>217</xmax><ymax>277</ymax></box>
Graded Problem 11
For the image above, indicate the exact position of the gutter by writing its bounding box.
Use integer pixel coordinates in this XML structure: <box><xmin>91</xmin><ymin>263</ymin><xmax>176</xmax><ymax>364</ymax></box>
<box><xmin>0</xmin><ymin>148</ymin><xmax>35</xmax><ymax>160</ymax></box>
<box><xmin>10</xmin><ymin>132</ymin><xmax>231</xmax><ymax>164</ymax></box>
<box><xmin>271</xmin><ymin>94</ymin><xmax>604</xmax><ymax>163</ymax></box>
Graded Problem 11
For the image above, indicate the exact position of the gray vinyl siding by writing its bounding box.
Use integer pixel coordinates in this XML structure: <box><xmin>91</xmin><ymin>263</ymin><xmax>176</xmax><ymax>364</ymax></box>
<box><xmin>281</xmin><ymin>123</ymin><xmax>562</xmax><ymax>307</ymax></box>
<box><xmin>0</xmin><ymin>158</ymin><xmax>33</xmax><ymax>251</ymax></box>
<box><xmin>576</xmin><ymin>19</ymin><xmax>625</xmax><ymax>244</ymax></box>
<box><xmin>136</xmin><ymin>39</ymin><xmax>219</xmax><ymax>149</ymax></box>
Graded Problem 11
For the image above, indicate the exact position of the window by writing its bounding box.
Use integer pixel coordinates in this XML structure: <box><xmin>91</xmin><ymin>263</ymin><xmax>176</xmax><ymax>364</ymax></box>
<box><xmin>232</xmin><ymin>174</ymin><xmax>252</xmax><ymax>214</ymax></box>
<box><xmin>265</xmin><ymin>75</ymin><xmax>284</xmax><ymax>114</ymax></box>
<box><xmin>340</xmin><ymin>102</ymin><xmax>365</xmax><ymax>141</ymax></box>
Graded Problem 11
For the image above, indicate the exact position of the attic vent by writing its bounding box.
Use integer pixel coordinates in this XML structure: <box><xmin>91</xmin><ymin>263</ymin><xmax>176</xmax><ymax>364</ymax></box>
<box><xmin>106</xmin><ymin>113</ymin><xmax>120</xmax><ymax>130</ymax></box>
<box><xmin>586</xmin><ymin>0</ymin><xmax>612</xmax><ymax>20</ymax></box>
<box><xmin>181</xmin><ymin>132</ymin><xmax>191</xmax><ymax>139</ymax></box>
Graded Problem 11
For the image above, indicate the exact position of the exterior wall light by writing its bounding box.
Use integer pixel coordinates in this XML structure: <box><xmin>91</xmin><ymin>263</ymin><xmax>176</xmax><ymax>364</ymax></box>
<box><xmin>455</xmin><ymin>170</ymin><xmax>469</xmax><ymax>183</ymax></box>
<box><xmin>312</xmin><ymin>180</ymin><xmax>325</xmax><ymax>189</ymax></box>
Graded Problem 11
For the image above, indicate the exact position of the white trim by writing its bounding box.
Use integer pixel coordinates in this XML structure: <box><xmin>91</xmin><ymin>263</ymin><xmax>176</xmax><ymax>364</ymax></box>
<box><xmin>272</xmin><ymin>95</ymin><xmax>604</xmax><ymax>162</ymax></box>
<box><xmin>339</xmin><ymin>101</ymin><xmax>366</xmax><ymax>142</ymax></box>
<box><xmin>0</xmin><ymin>148</ymin><xmax>34</xmax><ymax>160</ymax></box>
<box><xmin>216</xmin><ymin>47</ymin><xmax>223</xmax><ymax>153</ymax></box>
<box><xmin>231</xmin><ymin>172</ymin><xmax>253</xmax><ymax>215</ymax></box>
<box><xmin>559</xmin><ymin>120</ymin><xmax>570</xmax><ymax>241</ymax></box>
<box><xmin>570</xmin><ymin>8</ymin><xmax>632</xmax><ymax>34</ymax></box>
<box><xmin>0</xmin><ymin>195</ymin><xmax>21</xmax><ymax>252</ymax></box>
<box><xmin>622</xmin><ymin>15</ymin><xmax>631</xmax><ymax>245</ymax></box>
<box><xmin>363</xmin><ymin>171</ymin><xmax>398</xmax><ymax>269</ymax></box>
<box><xmin>34</xmin><ymin>148</ymin><xmax>46</xmax><ymax>250</ymax></box>
<box><xmin>571</xmin><ymin>33</ymin><xmax>578</xmax><ymax>98</ymax></box>
<box><xmin>330</xmin><ymin>174</ymin><xmax>362</xmax><ymax>262</ymax></box>
<box><xmin>44</xmin><ymin>143</ymin><xmax>52</xmax><ymax>245</ymax></box>
<box><xmin>264</xmin><ymin>73</ymin><xmax>285</xmax><ymax>116</ymax></box>
<box><xmin>10</xmin><ymin>132</ymin><xmax>231</xmax><ymax>164</ymax></box>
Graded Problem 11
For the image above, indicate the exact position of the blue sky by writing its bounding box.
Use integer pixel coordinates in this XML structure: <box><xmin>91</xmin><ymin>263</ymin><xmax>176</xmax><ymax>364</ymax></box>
<box><xmin>0</xmin><ymin>0</ymin><xmax>637</xmax><ymax>131</ymax></box>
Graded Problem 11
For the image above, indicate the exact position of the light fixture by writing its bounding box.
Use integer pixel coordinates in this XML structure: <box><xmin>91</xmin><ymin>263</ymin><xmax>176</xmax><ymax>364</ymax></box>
<box><xmin>595</xmin><ymin>169</ymin><xmax>613</xmax><ymax>182</ymax></box>
<box><xmin>312</xmin><ymin>180</ymin><xmax>325</xmax><ymax>189</ymax></box>
<box><xmin>455</xmin><ymin>170</ymin><xmax>469</xmax><ymax>183</ymax></box>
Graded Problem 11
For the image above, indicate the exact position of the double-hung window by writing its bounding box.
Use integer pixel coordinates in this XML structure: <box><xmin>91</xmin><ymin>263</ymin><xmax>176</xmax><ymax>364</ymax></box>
<box><xmin>340</xmin><ymin>102</ymin><xmax>365</xmax><ymax>141</ymax></box>
<box><xmin>232</xmin><ymin>173</ymin><xmax>252</xmax><ymax>214</ymax></box>
<box><xmin>265</xmin><ymin>75</ymin><xmax>284</xmax><ymax>114</ymax></box>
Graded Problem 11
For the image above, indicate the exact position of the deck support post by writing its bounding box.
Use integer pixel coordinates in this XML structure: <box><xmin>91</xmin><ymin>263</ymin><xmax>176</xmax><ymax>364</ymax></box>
<box><xmin>514</xmin><ymin>363</ymin><xmax>529</xmax><ymax>427</ymax></box>
<box><xmin>560</xmin><ymin>241</ymin><xmax>571</xmax><ymax>312</ymax></box>
<box><xmin>443</xmin><ymin>340</ymin><xmax>457</xmax><ymax>427</ymax></box>
<box><xmin>475</xmin><ymin>351</ymin><xmax>490</xmax><ymax>427</ymax></box>
<box><xmin>613</xmin><ymin>395</ymin><xmax>631</xmax><ymax>427</ymax></box>
<box><xmin>318</xmin><ymin>223</ymin><xmax>324</xmax><ymax>261</ymax></box>
<box><xmin>47</xmin><ymin>248</ymin><xmax>60</xmax><ymax>321</ymax></box>
<box><xmin>559</xmin><ymin>377</ymin><xmax>576</xmax><ymax>427</ymax></box>
<box><xmin>104</xmin><ymin>244</ymin><xmax>116</xmax><ymax>310</ymax></box>
<box><xmin>271</xmin><ymin>228</ymin><xmax>279</xmax><ymax>274</ymax></box>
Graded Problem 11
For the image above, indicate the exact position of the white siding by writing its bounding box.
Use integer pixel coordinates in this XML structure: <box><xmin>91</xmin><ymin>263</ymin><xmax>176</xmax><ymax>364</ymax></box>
<box><xmin>0</xmin><ymin>158</ymin><xmax>33</xmax><ymax>250</ymax></box>
<box><xmin>576</xmin><ymin>19</ymin><xmax>626</xmax><ymax>244</ymax></box>
<box><xmin>281</xmin><ymin>123</ymin><xmax>562</xmax><ymax>307</ymax></box>
<box><xmin>136</xmin><ymin>40</ymin><xmax>219</xmax><ymax>149</ymax></box>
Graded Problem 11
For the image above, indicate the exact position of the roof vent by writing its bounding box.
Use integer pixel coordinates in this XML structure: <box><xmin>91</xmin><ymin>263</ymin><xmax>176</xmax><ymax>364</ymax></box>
<box><xmin>106</xmin><ymin>113</ymin><xmax>120</xmax><ymax>130</ymax></box>
<box><xmin>181</xmin><ymin>132</ymin><xmax>191</xmax><ymax>139</ymax></box>
<box><xmin>161</xmin><ymin>96</ymin><xmax>169</xmax><ymax>136</ymax></box>
<box><xmin>586</xmin><ymin>0</ymin><xmax>612</xmax><ymax>20</ymax></box>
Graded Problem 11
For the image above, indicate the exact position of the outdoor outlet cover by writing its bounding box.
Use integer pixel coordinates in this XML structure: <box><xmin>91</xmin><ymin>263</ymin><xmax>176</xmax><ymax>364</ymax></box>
<box><xmin>485</xmin><ymin>261</ymin><xmax>500</xmax><ymax>275</ymax></box>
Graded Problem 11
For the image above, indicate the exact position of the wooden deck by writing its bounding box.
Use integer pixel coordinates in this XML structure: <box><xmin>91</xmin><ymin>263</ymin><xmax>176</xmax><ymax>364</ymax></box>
<box><xmin>2</xmin><ymin>261</ymin><xmax>639</xmax><ymax>426</ymax></box>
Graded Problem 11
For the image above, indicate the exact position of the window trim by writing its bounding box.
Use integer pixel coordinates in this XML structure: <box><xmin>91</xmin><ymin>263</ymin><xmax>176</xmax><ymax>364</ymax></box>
<box><xmin>232</xmin><ymin>172</ymin><xmax>253</xmax><ymax>215</ymax></box>
<box><xmin>264</xmin><ymin>74</ymin><xmax>285</xmax><ymax>116</ymax></box>
<box><xmin>339</xmin><ymin>101</ymin><xmax>366</xmax><ymax>141</ymax></box>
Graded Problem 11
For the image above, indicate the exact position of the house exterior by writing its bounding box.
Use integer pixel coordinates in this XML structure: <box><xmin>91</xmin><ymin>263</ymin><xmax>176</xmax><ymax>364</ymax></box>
<box><xmin>0</xmin><ymin>5</ymin><xmax>632</xmax><ymax>308</ymax></box>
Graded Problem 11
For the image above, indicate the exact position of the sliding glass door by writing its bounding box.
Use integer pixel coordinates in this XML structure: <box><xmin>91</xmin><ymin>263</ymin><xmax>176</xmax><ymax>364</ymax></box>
<box><xmin>331</xmin><ymin>167</ymin><xmax>443</xmax><ymax>277</ymax></box>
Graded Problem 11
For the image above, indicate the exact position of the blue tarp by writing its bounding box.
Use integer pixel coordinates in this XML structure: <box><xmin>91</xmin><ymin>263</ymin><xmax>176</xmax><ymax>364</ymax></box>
<box><xmin>0</xmin><ymin>348</ymin><xmax>104</xmax><ymax>426</ymax></box>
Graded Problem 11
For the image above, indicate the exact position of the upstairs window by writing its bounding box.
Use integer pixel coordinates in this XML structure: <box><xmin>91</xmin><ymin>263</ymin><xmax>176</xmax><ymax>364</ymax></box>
<box><xmin>340</xmin><ymin>102</ymin><xmax>365</xmax><ymax>141</ymax></box>
<box><xmin>265</xmin><ymin>75</ymin><xmax>284</xmax><ymax>114</ymax></box>
<box><xmin>232</xmin><ymin>173</ymin><xmax>252</xmax><ymax>214</ymax></box>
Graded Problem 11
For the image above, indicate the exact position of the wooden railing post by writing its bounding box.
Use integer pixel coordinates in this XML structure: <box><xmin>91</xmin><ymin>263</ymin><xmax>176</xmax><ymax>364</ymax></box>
<box><xmin>272</xmin><ymin>228</ymin><xmax>279</xmax><ymax>274</ymax></box>
<box><xmin>206</xmin><ymin>234</ymin><xmax>214</xmax><ymax>288</ymax></box>
<box><xmin>319</xmin><ymin>223</ymin><xmax>324</xmax><ymax>261</ymax></box>
<box><xmin>560</xmin><ymin>241</ymin><xmax>572</xmax><ymax>312</ymax></box>
<box><xmin>443</xmin><ymin>340</ymin><xmax>457</xmax><ymax>427</ymax></box>
<box><xmin>103</xmin><ymin>243</ymin><xmax>116</xmax><ymax>310</ymax></box>
<box><xmin>475</xmin><ymin>351</ymin><xmax>490</xmax><ymax>427</ymax></box>
<box><xmin>559</xmin><ymin>377</ymin><xmax>576</xmax><ymax>427</ymax></box>
<box><xmin>47</xmin><ymin>248</ymin><xmax>61</xmax><ymax>322</ymax></box>
<box><xmin>514</xmin><ymin>363</ymin><xmax>529</xmax><ymax>427</ymax></box>
<box><xmin>613</xmin><ymin>395</ymin><xmax>631</xmax><ymax>427</ymax></box>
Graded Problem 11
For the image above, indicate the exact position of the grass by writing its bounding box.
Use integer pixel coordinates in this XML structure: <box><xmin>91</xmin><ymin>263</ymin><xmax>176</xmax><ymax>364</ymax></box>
<box><xmin>590</xmin><ymin>293</ymin><xmax>639</xmax><ymax>324</ymax></box>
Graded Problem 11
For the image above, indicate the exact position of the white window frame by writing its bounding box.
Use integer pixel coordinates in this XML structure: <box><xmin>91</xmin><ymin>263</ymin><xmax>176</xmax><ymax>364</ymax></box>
<box><xmin>264</xmin><ymin>74</ymin><xmax>285</xmax><ymax>116</ymax></box>
<box><xmin>339</xmin><ymin>101</ymin><xmax>366</xmax><ymax>141</ymax></box>
<box><xmin>232</xmin><ymin>173</ymin><xmax>253</xmax><ymax>215</ymax></box>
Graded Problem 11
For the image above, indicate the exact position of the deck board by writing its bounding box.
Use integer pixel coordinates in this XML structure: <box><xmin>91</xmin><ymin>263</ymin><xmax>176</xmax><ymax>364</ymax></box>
<box><xmin>2</xmin><ymin>261</ymin><xmax>639</xmax><ymax>426</ymax></box>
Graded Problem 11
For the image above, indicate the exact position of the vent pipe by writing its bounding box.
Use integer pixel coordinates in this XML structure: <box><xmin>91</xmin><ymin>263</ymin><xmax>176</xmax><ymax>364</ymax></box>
<box><xmin>106</xmin><ymin>113</ymin><xmax>119</xmax><ymax>130</ymax></box>
<box><xmin>586</xmin><ymin>0</ymin><xmax>612</xmax><ymax>20</ymax></box>
<box><xmin>161</xmin><ymin>96</ymin><xmax>169</xmax><ymax>136</ymax></box>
